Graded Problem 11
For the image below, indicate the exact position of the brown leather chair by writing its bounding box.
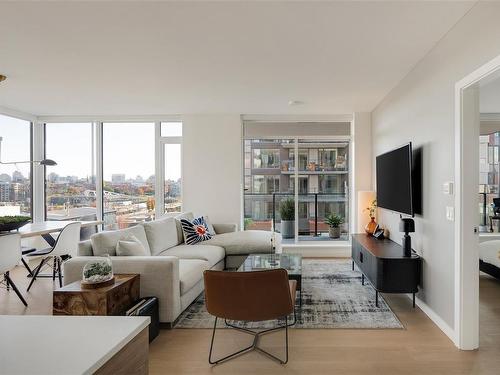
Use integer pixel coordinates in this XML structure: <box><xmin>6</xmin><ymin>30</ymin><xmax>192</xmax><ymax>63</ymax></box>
<box><xmin>204</xmin><ymin>268</ymin><xmax>296</xmax><ymax>365</ymax></box>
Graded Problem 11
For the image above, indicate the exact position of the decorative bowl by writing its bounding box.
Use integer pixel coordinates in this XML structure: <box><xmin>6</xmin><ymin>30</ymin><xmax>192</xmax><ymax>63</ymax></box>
<box><xmin>81</xmin><ymin>256</ymin><xmax>114</xmax><ymax>288</ymax></box>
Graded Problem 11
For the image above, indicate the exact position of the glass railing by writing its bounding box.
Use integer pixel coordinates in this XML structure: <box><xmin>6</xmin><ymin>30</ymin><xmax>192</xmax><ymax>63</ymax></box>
<box><xmin>243</xmin><ymin>192</ymin><xmax>349</xmax><ymax>240</ymax></box>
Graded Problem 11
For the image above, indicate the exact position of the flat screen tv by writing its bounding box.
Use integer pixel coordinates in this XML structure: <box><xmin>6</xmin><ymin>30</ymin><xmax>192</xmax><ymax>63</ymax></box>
<box><xmin>376</xmin><ymin>142</ymin><xmax>413</xmax><ymax>216</ymax></box>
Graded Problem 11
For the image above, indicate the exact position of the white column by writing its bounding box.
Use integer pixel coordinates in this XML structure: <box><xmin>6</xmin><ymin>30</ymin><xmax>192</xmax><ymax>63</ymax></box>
<box><xmin>351</xmin><ymin>112</ymin><xmax>373</xmax><ymax>233</ymax></box>
<box><xmin>95</xmin><ymin>122</ymin><xmax>103</xmax><ymax>227</ymax></box>
<box><xmin>154</xmin><ymin>122</ymin><xmax>164</xmax><ymax>219</ymax></box>
<box><xmin>32</xmin><ymin>121</ymin><xmax>45</xmax><ymax>223</ymax></box>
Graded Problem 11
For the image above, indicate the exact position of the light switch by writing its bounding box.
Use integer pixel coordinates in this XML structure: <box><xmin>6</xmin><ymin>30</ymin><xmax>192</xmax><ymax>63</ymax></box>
<box><xmin>443</xmin><ymin>182</ymin><xmax>454</xmax><ymax>195</ymax></box>
<box><xmin>446</xmin><ymin>206</ymin><xmax>454</xmax><ymax>221</ymax></box>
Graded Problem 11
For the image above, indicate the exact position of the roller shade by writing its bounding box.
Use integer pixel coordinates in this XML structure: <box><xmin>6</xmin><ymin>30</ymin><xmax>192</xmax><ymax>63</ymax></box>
<box><xmin>243</xmin><ymin>122</ymin><xmax>351</xmax><ymax>139</ymax></box>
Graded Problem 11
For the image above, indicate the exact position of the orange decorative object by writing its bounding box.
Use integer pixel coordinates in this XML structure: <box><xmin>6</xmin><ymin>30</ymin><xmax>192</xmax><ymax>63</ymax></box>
<box><xmin>365</xmin><ymin>217</ymin><xmax>378</xmax><ymax>235</ymax></box>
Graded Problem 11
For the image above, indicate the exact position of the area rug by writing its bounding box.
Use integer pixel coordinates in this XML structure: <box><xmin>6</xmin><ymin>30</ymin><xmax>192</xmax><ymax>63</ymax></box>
<box><xmin>175</xmin><ymin>259</ymin><xmax>404</xmax><ymax>329</ymax></box>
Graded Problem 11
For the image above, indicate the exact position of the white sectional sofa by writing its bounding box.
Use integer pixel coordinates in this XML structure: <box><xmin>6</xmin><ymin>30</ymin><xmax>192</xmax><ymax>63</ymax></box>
<box><xmin>63</xmin><ymin>213</ymin><xmax>279</xmax><ymax>325</ymax></box>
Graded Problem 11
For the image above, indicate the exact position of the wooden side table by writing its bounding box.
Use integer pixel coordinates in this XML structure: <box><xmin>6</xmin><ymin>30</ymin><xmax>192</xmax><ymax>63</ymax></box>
<box><xmin>53</xmin><ymin>274</ymin><xmax>140</xmax><ymax>316</ymax></box>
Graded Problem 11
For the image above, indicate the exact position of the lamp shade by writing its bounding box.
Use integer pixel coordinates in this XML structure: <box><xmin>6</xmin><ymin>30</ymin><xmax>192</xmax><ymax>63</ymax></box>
<box><xmin>39</xmin><ymin>159</ymin><xmax>57</xmax><ymax>166</ymax></box>
<box><xmin>357</xmin><ymin>191</ymin><xmax>376</xmax><ymax>233</ymax></box>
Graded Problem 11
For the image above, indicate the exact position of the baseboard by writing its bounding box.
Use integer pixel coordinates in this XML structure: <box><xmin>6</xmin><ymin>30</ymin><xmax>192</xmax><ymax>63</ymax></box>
<box><xmin>406</xmin><ymin>293</ymin><xmax>457</xmax><ymax>346</ymax></box>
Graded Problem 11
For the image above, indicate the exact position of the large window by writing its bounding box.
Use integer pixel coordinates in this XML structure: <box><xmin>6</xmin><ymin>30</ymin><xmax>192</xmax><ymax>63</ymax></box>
<box><xmin>0</xmin><ymin>114</ymin><xmax>32</xmax><ymax>216</ymax></box>
<box><xmin>103</xmin><ymin>123</ymin><xmax>155</xmax><ymax>230</ymax></box>
<box><xmin>244</xmin><ymin>138</ymin><xmax>350</xmax><ymax>241</ymax></box>
<box><xmin>162</xmin><ymin>122</ymin><xmax>182</xmax><ymax>213</ymax></box>
<box><xmin>45</xmin><ymin>123</ymin><xmax>97</xmax><ymax>222</ymax></box>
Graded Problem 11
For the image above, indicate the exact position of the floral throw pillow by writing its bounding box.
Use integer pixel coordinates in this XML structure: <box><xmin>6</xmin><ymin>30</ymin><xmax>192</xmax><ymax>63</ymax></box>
<box><xmin>180</xmin><ymin>216</ymin><xmax>213</xmax><ymax>245</ymax></box>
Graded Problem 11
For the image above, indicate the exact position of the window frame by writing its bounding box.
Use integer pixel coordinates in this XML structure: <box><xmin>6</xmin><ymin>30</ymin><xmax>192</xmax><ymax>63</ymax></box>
<box><xmin>0</xmin><ymin>114</ymin><xmax>34</xmax><ymax>217</ymax></box>
<box><xmin>38</xmin><ymin>119</ymin><xmax>182</xmax><ymax>227</ymax></box>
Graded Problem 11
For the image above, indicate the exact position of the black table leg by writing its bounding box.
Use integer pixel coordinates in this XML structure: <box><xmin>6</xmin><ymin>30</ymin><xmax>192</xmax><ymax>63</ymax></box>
<box><xmin>375</xmin><ymin>290</ymin><xmax>379</xmax><ymax>307</ymax></box>
<box><xmin>352</xmin><ymin>261</ymin><xmax>354</xmax><ymax>271</ymax></box>
<box><xmin>362</xmin><ymin>274</ymin><xmax>364</xmax><ymax>285</ymax></box>
<box><xmin>413</xmin><ymin>292</ymin><xmax>416</xmax><ymax>308</ymax></box>
<box><xmin>41</xmin><ymin>233</ymin><xmax>56</xmax><ymax>247</ymax></box>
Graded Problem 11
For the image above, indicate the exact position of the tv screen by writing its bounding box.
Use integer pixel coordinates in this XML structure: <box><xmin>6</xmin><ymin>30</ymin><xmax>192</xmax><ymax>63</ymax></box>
<box><xmin>376</xmin><ymin>143</ymin><xmax>413</xmax><ymax>216</ymax></box>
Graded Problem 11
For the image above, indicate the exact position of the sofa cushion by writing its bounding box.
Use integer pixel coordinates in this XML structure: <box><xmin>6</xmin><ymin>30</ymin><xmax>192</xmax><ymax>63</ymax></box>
<box><xmin>202</xmin><ymin>230</ymin><xmax>275</xmax><ymax>255</ymax></box>
<box><xmin>160</xmin><ymin>244</ymin><xmax>225</xmax><ymax>267</ymax></box>
<box><xmin>116</xmin><ymin>235</ymin><xmax>148</xmax><ymax>256</ymax></box>
<box><xmin>141</xmin><ymin>217</ymin><xmax>179</xmax><ymax>255</ymax></box>
<box><xmin>178</xmin><ymin>259</ymin><xmax>210</xmax><ymax>295</ymax></box>
<box><xmin>90</xmin><ymin>226</ymin><xmax>151</xmax><ymax>256</ymax></box>
<box><xmin>174</xmin><ymin>212</ymin><xmax>194</xmax><ymax>244</ymax></box>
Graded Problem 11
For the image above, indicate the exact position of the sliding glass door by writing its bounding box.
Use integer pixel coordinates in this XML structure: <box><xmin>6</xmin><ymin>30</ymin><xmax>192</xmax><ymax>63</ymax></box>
<box><xmin>243</xmin><ymin>137</ymin><xmax>350</xmax><ymax>242</ymax></box>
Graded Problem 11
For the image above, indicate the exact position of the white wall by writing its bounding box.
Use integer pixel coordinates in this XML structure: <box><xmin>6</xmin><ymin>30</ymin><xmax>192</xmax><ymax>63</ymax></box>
<box><xmin>371</xmin><ymin>2</ymin><xmax>500</xmax><ymax>333</ymax></box>
<box><xmin>182</xmin><ymin>114</ymin><xmax>242</xmax><ymax>227</ymax></box>
<box><xmin>351</xmin><ymin>112</ymin><xmax>372</xmax><ymax>233</ymax></box>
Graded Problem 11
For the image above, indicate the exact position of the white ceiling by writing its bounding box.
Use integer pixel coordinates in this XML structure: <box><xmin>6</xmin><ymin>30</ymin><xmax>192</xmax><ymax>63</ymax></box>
<box><xmin>0</xmin><ymin>1</ymin><xmax>475</xmax><ymax>116</ymax></box>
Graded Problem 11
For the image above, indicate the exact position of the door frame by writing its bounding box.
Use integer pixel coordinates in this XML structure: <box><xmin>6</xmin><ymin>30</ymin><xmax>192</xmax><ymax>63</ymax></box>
<box><xmin>454</xmin><ymin>53</ymin><xmax>500</xmax><ymax>350</ymax></box>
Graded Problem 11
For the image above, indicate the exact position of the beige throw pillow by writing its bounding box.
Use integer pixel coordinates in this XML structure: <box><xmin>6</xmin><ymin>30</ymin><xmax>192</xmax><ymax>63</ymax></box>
<box><xmin>116</xmin><ymin>235</ymin><xmax>148</xmax><ymax>256</ymax></box>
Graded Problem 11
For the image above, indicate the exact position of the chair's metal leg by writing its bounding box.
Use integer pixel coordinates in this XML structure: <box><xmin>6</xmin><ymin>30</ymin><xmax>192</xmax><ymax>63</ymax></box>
<box><xmin>27</xmin><ymin>257</ymin><xmax>48</xmax><ymax>292</ymax></box>
<box><xmin>52</xmin><ymin>257</ymin><xmax>56</xmax><ymax>281</ymax></box>
<box><xmin>21</xmin><ymin>258</ymin><xmax>34</xmax><ymax>277</ymax></box>
<box><xmin>5</xmin><ymin>271</ymin><xmax>10</xmax><ymax>290</ymax></box>
<box><xmin>285</xmin><ymin>315</ymin><xmax>289</xmax><ymax>364</ymax></box>
<box><xmin>253</xmin><ymin>316</ymin><xmax>289</xmax><ymax>364</ymax></box>
<box><xmin>5</xmin><ymin>274</ymin><xmax>28</xmax><ymax>307</ymax></box>
<box><xmin>209</xmin><ymin>317</ymin><xmax>255</xmax><ymax>365</ymax></box>
<box><xmin>57</xmin><ymin>257</ymin><xmax>63</xmax><ymax>288</ymax></box>
<box><xmin>215</xmin><ymin>317</ymin><xmax>291</xmax><ymax>365</ymax></box>
<box><xmin>208</xmin><ymin>317</ymin><xmax>217</xmax><ymax>364</ymax></box>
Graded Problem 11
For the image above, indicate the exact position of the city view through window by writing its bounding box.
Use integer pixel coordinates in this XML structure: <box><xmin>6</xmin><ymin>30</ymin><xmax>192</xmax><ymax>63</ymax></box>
<box><xmin>0</xmin><ymin>114</ymin><xmax>31</xmax><ymax>216</ymax></box>
<box><xmin>1</xmin><ymin>116</ymin><xmax>182</xmax><ymax>230</ymax></box>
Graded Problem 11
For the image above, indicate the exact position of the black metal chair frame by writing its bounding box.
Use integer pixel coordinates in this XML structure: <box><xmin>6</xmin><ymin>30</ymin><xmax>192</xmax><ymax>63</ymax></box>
<box><xmin>1</xmin><ymin>271</ymin><xmax>28</xmax><ymax>306</ymax></box>
<box><xmin>26</xmin><ymin>229</ymin><xmax>73</xmax><ymax>291</ymax></box>
<box><xmin>208</xmin><ymin>309</ymin><xmax>296</xmax><ymax>365</ymax></box>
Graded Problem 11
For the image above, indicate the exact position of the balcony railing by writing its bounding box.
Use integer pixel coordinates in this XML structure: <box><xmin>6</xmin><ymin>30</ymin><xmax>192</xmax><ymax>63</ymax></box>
<box><xmin>244</xmin><ymin>192</ymin><xmax>348</xmax><ymax>237</ymax></box>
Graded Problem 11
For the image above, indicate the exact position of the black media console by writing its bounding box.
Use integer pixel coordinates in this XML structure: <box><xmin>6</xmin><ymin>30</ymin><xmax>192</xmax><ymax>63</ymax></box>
<box><xmin>351</xmin><ymin>234</ymin><xmax>422</xmax><ymax>308</ymax></box>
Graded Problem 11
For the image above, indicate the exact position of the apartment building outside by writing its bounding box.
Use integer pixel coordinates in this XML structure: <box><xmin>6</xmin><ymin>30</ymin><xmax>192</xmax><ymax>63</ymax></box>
<box><xmin>244</xmin><ymin>139</ymin><xmax>350</xmax><ymax>240</ymax></box>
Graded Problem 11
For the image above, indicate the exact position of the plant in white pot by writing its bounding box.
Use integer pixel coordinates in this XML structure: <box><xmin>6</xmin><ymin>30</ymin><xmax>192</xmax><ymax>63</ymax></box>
<box><xmin>280</xmin><ymin>197</ymin><xmax>295</xmax><ymax>239</ymax></box>
<box><xmin>325</xmin><ymin>213</ymin><xmax>344</xmax><ymax>239</ymax></box>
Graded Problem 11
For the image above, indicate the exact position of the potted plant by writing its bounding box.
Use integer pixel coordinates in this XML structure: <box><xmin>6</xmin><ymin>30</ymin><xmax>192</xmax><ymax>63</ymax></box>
<box><xmin>0</xmin><ymin>215</ymin><xmax>31</xmax><ymax>232</ymax></box>
<box><xmin>279</xmin><ymin>197</ymin><xmax>295</xmax><ymax>239</ymax></box>
<box><xmin>325</xmin><ymin>213</ymin><xmax>344</xmax><ymax>239</ymax></box>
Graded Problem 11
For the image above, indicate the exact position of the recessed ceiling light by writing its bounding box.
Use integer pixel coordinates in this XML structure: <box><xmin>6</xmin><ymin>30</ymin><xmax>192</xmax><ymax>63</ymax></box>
<box><xmin>288</xmin><ymin>100</ymin><xmax>304</xmax><ymax>106</ymax></box>
<box><xmin>0</xmin><ymin>75</ymin><xmax>6</xmax><ymax>83</ymax></box>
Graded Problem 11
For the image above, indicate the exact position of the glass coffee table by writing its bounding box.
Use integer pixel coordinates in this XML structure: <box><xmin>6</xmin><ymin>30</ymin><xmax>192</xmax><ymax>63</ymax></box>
<box><xmin>238</xmin><ymin>253</ymin><xmax>302</xmax><ymax>305</ymax></box>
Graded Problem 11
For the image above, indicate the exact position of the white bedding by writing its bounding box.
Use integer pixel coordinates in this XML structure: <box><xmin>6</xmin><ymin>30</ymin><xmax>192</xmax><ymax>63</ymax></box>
<box><xmin>479</xmin><ymin>240</ymin><xmax>500</xmax><ymax>268</ymax></box>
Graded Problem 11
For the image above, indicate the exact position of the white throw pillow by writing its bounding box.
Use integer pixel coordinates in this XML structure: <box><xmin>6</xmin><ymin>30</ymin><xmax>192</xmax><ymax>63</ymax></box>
<box><xmin>116</xmin><ymin>235</ymin><xmax>148</xmax><ymax>256</ymax></box>
<box><xmin>141</xmin><ymin>217</ymin><xmax>179</xmax><ymax>255</ymax></box>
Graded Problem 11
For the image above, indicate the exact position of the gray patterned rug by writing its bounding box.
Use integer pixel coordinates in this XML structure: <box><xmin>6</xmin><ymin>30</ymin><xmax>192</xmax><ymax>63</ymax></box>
<box><xmin>175</xmin><ymin>259</ymin><xmax>403</xmax><ymax>329</ymax></box>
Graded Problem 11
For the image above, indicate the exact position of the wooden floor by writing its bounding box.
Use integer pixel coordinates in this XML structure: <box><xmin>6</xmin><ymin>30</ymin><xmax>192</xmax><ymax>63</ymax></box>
<box><xmin>1</xmin><ymin>264</ymin><xmax>499</xmax><ymax>375</ymax></box>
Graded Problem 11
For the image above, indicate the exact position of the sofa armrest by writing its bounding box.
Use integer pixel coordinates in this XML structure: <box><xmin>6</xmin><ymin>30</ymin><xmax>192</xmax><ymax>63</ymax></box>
<box><xmin>63</xmin><ymin>256</ymin><xmax>181</xmax><ymax>323</ymax></box>
<box><xmin>77</xmin><ymin>240</ymin><xmax>93</xmax><ymax>256</ymax></box>
<box><xmin>213</xmin><ymin>223</ymin><xmax>238</xmax><ymax>234</ymax></box>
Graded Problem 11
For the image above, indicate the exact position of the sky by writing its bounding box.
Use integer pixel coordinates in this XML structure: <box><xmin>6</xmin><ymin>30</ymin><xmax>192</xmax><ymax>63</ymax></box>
<box><xmin>0</xmin><ymin>115</ymin><xmax>181</xmax><ymax>182</ymax></box>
